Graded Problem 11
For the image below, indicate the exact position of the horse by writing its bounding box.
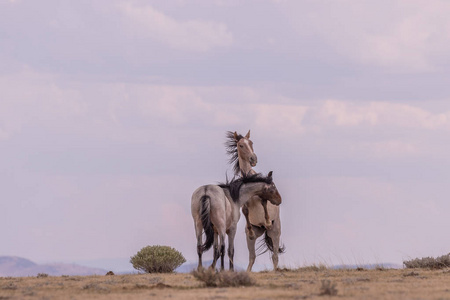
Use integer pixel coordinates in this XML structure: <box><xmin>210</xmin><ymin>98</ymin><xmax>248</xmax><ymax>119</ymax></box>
<box><xmin>225</xmin><ymin>130</ymin><xmax>285</xmax><ymax>272</ymax></box>
<box><xmin>225</xmin><ymin>131</ymin><xmax>271</xmax><ymax>237</ymax></box>
<box><xmin>191</xmin><ymin>172</ymin><xmax>281</xmax><ymax>271</ymax></box>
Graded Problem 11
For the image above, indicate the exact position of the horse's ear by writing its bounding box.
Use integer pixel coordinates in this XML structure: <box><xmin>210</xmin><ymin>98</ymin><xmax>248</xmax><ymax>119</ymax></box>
<box><xmin>268</xmin><ymin>171</ymin><xmax>273</xmax><ymax>178</ymax></box>
<box><xmin>233</xmin><ymin>131</ymin><xmax>239</xmax><ymax>141</ymax></box>
<box><xmin>245</xmin><ymin>130</ymin><xmax>251</xmax><ymax>139</ymax></box>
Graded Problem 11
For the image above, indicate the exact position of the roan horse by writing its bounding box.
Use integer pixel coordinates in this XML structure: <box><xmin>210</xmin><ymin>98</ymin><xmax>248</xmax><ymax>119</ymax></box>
<box><xmin>191</xmin><ymin>172</ymin><xmax>282</xmax><ymax>271</ymax></box>
<box><xmin>225</xmin><ymin>130</ymin><xmax>285</xmax><ymax>271</ymax></box>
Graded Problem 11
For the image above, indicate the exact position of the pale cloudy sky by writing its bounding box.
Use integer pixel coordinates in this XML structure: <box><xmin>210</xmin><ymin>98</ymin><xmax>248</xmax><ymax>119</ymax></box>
<box><xmin>1</xmin><ymin>0</ymin><xmax>450</xmax><ymax>271</ymax></box>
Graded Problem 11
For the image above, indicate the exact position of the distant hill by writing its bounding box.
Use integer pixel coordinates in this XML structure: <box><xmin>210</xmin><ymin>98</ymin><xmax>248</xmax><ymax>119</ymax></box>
<box><xmin>0</xmin><ymin>256</ymin><xmax>107</xmax><ymax>277</ymax></box>
<box><xmin>176</xmin><ymin>261</ymin><xmax>198</xmax><ymax>273</ymax></box>
<box><xmin>332</xmin><ymin>263</ymin><xmax>402</xmax><ymax>270</ymax></box>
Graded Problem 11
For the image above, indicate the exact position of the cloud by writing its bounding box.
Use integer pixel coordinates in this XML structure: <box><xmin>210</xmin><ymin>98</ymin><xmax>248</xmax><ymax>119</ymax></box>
<box><xmin>359</xmin><ymin>0</ymin><xmax>450</xmax><ymax>71</ymax></box>
<box><xmin>305</xmin><ymin>99</ymin><xmax>450</xmax><ymax>159</ymax></box>
<box><xmin>319</xmin><ymin>101</ymin><xmax>378</xmax><ymax>126</ymax></box>
<box><xmin>0</xmin><ymin>70</ymin><xmax>307</xmax><ymax>151</ymax></box>
<box><xmin>0</xmin><ymin>69</ymin><xmax>86</xmax><ymax>140</ymax></box>
<box><xmin>351</xmin><ymin>140</ymin><xmax>420</xmax><ymax>158</ymax></box>
<box><xmin>318</xmin><ymin>100</ymin><xmax>450</xmax><ymax>130</ymax></box>
<box><xmin>3</xmin><ymin>68</ymin><xmax>448</xmax><ymax>162</ymax></box>
<box><xmin>283</xmin><ymin>0</ymin><xmax>450</xmax><ymax>72</ymax></box>
<box><xmin>118</xmin><ymin>2</ymin><xmax>233</xmax><ymax>52</ymax></box>
<box><xmin>254</xmin><ymin>103</ymin><xmax>308</xmax><ymax>135</ymax></box>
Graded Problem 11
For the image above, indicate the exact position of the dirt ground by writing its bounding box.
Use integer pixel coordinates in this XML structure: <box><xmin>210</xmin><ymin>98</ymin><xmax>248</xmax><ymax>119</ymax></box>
<box><xmin>1</xmin><ymin>268</ymin><xmax>450</xmax><ymax>300</ymax></box>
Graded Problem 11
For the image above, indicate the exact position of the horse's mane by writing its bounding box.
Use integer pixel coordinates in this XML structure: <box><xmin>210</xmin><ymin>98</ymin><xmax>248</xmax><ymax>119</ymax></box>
<box><xmin>225</xmin><ymin>131</ymin><xmax>244</xmax><ymax>175</ymax></box>
<box><xmin>219</xmin><ymin>173</ymin><xmax>273</xmax><ymax>203</ymax></box>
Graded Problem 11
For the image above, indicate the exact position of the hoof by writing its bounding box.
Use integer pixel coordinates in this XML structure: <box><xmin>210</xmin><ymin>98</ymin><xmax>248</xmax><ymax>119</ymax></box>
<box><xmin>248</xmin><ymin>230</ymin><xmax>256</xmax><ymax>240</ymax></box>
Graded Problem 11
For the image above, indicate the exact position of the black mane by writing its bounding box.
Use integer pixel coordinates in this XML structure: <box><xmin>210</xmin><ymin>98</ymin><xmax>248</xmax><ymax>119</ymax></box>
<box><xmin>219</xmin><ymin>173</ymin><xmax>273</xmax><ymax>203</ymax></box>
<box><xmin>225</xmin><ymin>131</ymin><xmax>244</xmax><ymax>175</ymax></box>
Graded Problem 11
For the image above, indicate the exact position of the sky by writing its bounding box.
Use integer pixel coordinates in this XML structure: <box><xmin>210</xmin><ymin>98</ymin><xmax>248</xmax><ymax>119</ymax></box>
<box><xmin>2</xmin><ymin>0</ymin><xmax>450</xmax><ymax>272</ymax></box>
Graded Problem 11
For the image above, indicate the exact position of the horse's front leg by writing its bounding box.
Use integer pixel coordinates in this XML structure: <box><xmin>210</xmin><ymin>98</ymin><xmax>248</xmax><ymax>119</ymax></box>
<box><xmin>262</xmin><ymin>199</ymin><xmax>272</xmax><ymax>230</ymax></box>
<box><xmin>242</xmin><ymin>205</ymin><xmax>256</xmax><ymax>240</ymax></box>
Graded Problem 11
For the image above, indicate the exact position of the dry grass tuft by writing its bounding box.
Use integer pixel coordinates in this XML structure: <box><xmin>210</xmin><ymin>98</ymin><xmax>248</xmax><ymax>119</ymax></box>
<box><xmin>275</xmin><ymin>267</ymin><xmax>298</xmax><ymax>272</ymax></box>
<box><xmin>1</xmin><ymin>283</ymin><xmax>17</xmax><ymax>290</ymax></box>
<box><xmin>82</xmin><ymin>283</ymin><xmax>110</xmax><ymax>293</ymax></box>
<box><xmin>298</xmin><ymin>264</ymin><xmax>328</xmax><ymax>272</ymax></box>
<box><xmin>375</xmin><ymin>265</ymin><xmax>387</xmax><ymax>271</ymax></box>
<box><xmin>403</xmin><ymin>253</ymin><xmax>450</xmax><ymax>269</ymax></box>
<box><xmin>319</xmin><ymin>279</ymin><xmax>338</xmax><ymax>296</ymax></box>
<box><xmin>192</xmin><ymin>269</ymin><xmax>255</xmax><ymax>287</ymax></box>
<box><xmin>403</xmin><ymin>271</ymin><xmax>420</xmax><ymax>277</ymax></box>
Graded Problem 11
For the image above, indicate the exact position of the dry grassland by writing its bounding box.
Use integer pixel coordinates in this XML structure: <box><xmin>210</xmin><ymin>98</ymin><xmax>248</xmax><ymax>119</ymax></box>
<box><xmin>1</xmin><ymin>268</ymin><xmax>450</xmax><ymax>299</ymax></box>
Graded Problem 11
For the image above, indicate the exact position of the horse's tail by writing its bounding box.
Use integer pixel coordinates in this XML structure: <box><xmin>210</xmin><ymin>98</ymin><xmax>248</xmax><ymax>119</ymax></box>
<box><xmin>257</xmin><ymin>232</ymin><xmax>286</xmax><ymax>256</ymax></box>
<box><xmin>199</xmin><ymin>195</ymin><xmax>214</xmax><ymax>252</ymax></box>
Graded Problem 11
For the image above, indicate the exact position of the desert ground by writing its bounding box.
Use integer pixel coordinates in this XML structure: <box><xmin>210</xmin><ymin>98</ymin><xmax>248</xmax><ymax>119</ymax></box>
<box><xmin>1</xmin><ymin>268</ymin><xmax>450</xmax><ymax>300</ymax></box>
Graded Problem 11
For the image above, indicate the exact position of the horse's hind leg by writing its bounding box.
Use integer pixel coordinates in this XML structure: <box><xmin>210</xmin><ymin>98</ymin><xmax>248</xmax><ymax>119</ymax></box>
<box><xmin>242</xmin><ymin>205</ymin><xmax>256</xmax><ymax>240</ymax></box>
<box><xmin>228</xmin><ymin>244</ymin><xmax>235</xmax><ymax>271</ymax></box>
<box><xmin>227</xmin><ymin>228</ymin><xmax>237</xmax><ymax>271</ymax></box>
<box><xmin>246</xmin><ymin>225</ymin><xmax>264</xmax><ymax>272</ymax></box>
<box><xmin>267</xmin><ymin>227</ymin><xmax>281</xmax><ymax>271</ymax></box>
<box><xmin>219</xmin><ymin>233</ymin><xmax>225</xmax><ymax>271</ymax></box>
<box><xmin>210</xmin><ymin>232</ymin><xmax>219</xmax><ymax>270</ymax></box>
<box><xmin>195</xmin><ymin>220</ymin><xmax>203</xmax><ymax>270</ymax></box>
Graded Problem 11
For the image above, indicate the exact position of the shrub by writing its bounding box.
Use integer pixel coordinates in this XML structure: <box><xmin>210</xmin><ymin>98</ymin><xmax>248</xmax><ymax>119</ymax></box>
<box><xmin>130</xmin><ymin>245</ymin><xmax>186</xmax><ymax>273</ymax></box>
<box><xmin>403</xmin><ymin>253</ymin><xmax>450</xmax><ymax>269</ymax></box>
<box><xmin>192</xmin><ymin>269</ymin><xmax>255</xmax><ymax>287</ymax></box>
<box><xmin>319</xmin><ymin>280</ymin><xmax>338</xmax><ymax>296</ymax></box>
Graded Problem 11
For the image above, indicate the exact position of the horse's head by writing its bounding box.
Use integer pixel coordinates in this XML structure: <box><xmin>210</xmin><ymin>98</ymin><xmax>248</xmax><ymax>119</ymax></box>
<box><xmin>260</xmin><ymin>171</ymin><xmax>282</xmax><ymax>205</ymax></box>
<box><xmin>234</xmin><ymin>130</ymin><xmax>258</xmax><ymax>167</ymax></box>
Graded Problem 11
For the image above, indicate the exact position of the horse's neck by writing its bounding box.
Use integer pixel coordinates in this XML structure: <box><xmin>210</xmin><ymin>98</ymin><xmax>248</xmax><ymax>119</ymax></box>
<box><xmin>239</xmin><ymin>160</ymin><xmax>256</xmax><ymax>176</ymax></box>
<box><xmin>236</xmin><ymin>182</ymin><xmax>264</xmax><ymax>207</ymax></box>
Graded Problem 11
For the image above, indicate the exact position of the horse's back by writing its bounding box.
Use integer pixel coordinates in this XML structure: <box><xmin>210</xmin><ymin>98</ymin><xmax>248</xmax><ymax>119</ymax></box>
<box><xmin>204</xmin><ymin>185</ymin><xmax>227</xmax><ymax>212</ymax></box>
<box><xmin>191</xmin><ymin>184</ymin><xmax>227</xmax><ymax>212</ymax></box>
<box><xmin>192</xmin><ymin>184</ymin><xmax>228</xmax><ymax>231</ymax></box>
<box><xmin>191</xmin><ymin>185</ymin><xmax>206</xmax><ymax>218</ymax></box>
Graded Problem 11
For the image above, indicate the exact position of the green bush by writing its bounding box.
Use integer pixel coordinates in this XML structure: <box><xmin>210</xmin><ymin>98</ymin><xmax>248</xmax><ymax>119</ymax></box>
<box><xmin>403</xmin><ymin>253</ymin><xmax>450</xmax><ymax>269</ymax></box>
<box><xmin>130</xmin><ymin>245</ymin><xmax>186</xmax><ymax>273</ymax></box>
